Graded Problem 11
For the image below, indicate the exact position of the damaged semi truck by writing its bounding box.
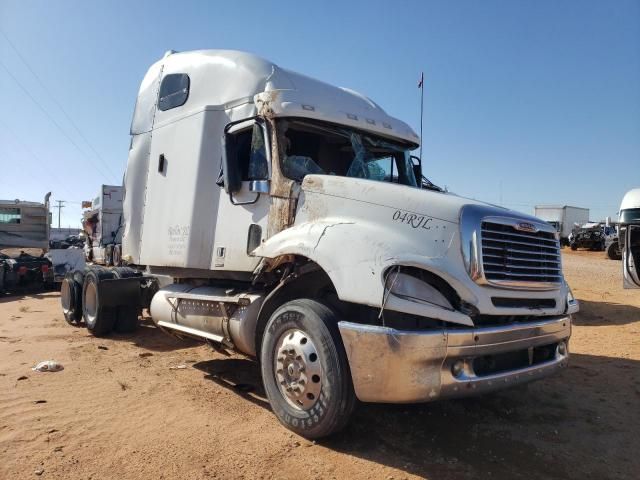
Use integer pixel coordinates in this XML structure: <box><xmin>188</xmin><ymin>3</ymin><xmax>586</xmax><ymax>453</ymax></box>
<box><xmin>61</xmin><ymin>50</ymin><xmax>578</xmax><ymax>438</ymax></box>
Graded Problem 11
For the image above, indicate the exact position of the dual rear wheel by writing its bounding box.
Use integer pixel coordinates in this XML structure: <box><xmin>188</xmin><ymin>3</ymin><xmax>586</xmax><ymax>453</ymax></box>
<box><xmin>60</xmin><ymin>266</ymin><xmax>140</xmax><ymax>336</ymax></box>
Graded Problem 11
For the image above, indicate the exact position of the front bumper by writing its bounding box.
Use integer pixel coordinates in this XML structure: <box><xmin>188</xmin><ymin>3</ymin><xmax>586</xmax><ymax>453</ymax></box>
<box><xmin>338</xmin><ymin>315</ymin><xmax>571</xmax><ymax>403</ymax></box>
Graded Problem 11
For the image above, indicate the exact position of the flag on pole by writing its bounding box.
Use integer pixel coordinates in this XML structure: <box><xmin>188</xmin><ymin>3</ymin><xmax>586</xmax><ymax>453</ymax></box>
<box><xmin>418</xmin><ymin>72</ymin><xmax>424</xmax><ymax>88</ymax></box>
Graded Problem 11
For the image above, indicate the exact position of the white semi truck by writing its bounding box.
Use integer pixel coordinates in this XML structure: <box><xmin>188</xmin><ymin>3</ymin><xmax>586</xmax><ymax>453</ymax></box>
<box><xmin>61</xmin><ymin>50</ymin><xmax>578</xmax><ymax>438</ymax></box>
<box><xmin>534</xmin><ymin>205</ymin><xmax>589</xmax><ymax>246</ymax></box>
<box><xmin>82</xmin><ymin>185</ymin><xmax>124</xmax><ymax>266</ymax></box>
<box><xmin>619</xmin><ymin>188</ymin><xmax>640</xmax><ymax>288</ymax></box>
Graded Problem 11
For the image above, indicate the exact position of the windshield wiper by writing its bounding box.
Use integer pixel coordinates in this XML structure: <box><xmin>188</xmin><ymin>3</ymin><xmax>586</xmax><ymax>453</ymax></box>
<box><xmin>421</xmin><ymin>175</ymin><xmax>443</xmax><ymax>192</ymax></box>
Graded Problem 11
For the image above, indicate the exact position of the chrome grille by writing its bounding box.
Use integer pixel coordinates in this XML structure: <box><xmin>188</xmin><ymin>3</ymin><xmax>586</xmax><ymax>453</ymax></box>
<box><xmin>481</xmin><ymin>222</ymin><xmax>561</xmax><ymax>286</ymax></box>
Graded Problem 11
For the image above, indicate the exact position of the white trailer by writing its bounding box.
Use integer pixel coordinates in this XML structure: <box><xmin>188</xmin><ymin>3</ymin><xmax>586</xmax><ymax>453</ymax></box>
<box><xmin>82</xmin><ymin>185</ymin><xmax>124</xmax><ymax>265</ymax></box>
<box><xmin>60</xmin><ymin>50</ymin><xmax>577</xmax><ymax>439</ymax></box>
<box><xmin>534</xmin><ymin>205</ymin><xmax>589</xmax><ymax>245</ymax></box>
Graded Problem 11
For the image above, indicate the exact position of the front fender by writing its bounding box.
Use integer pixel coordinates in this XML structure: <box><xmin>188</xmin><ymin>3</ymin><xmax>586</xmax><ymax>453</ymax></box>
<box><xmin>252</xmin><ymin>217</ymin><xmax>474</xmax><ymax>326</ymax></box>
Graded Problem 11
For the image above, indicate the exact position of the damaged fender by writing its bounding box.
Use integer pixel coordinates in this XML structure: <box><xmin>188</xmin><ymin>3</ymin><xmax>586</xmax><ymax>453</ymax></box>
<box><xmin>252</xmin><ymin>215</ymin><xmax>474</xmax><ymax>327</ymax></box>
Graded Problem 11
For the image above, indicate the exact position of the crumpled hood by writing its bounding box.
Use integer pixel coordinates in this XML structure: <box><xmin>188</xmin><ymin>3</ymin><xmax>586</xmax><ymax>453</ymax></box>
<box><xmin>301</xmin><ymin>175</ymin><xmax>501</xmax><ymax>224</ymax></box>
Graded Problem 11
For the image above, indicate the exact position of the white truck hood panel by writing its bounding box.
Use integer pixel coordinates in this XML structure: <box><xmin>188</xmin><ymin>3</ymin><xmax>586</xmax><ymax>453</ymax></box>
<box><xmin>301</xmin><ymin>175</ymin><xmax>501</xmax><ymax>224</ymax></box>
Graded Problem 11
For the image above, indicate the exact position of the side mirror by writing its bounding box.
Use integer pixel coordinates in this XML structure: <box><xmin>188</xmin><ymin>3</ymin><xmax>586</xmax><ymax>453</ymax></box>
<box><xmin>221</xmin><ymin>131</ymin><xmax>241</xmax><ymax>194</ymax></box>
<box><xmin>410</xmin><ymin>155</ymin><xmax>422</xmax><ymax>184</ymax></box>
<box><xmin>249</xmin><ymin>180</ymin><xmax>270</xmax><ymax>193</ymax></box>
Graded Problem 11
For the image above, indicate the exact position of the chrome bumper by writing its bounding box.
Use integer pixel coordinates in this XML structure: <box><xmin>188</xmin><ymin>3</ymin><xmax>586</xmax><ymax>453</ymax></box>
<box><xmin>338</xmin><ymin>316</ymin><xmax>571</xmax><ymax>403</ymax></box>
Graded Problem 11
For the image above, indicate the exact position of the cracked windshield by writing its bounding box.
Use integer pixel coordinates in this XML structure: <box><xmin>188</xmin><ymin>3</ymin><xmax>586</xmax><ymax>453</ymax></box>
<box><xmin>278</xmin><ymin>119</ymin><xmax>418</xmax><ymax>187</ymax></box>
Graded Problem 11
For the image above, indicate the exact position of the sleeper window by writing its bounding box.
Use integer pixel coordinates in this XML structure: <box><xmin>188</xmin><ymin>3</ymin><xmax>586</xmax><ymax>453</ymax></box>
<box><xmin>158</xmin><ymin>74</ymin><xmax>190</xmax><ymax>111</ymax></box>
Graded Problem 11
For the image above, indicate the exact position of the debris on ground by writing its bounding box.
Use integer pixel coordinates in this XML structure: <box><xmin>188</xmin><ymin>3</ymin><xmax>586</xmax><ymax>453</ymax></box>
<box><xmin>32</xmin><ymin>361</ymin><xmax>64</xmax><ymax>372</ymax></box>
<box><xmin>138</xmin><ymin>352</ymin><xmax>153</xmax><ymax>358</ymax></box>
<box><xmin>169</xmin><ymin>364</ymin><xmax>187</xmax><ymax>370</ymax></box>
<box><xmin>97</xmin><ymin>345</ymin><xmax>109</xmax><ymax>350</ymax></box>
<box><xmin>17</xmin><ymin>375</ymin><xmax>29</xmax><ymax>381</ymax></box>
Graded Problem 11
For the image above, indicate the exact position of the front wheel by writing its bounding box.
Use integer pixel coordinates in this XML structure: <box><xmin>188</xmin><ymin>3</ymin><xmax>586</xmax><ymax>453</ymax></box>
<box><xmin>607</xmin><ymin>241</ymin><xmax>622</xmax><ymax>260</ymax></box>
<box><xmin>260</xmin><ymin>299</ymin><xmax>355</xmax><ymax>439</ymax></box>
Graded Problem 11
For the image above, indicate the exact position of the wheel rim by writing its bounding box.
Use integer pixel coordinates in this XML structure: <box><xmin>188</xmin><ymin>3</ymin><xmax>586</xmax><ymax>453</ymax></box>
<box><xmin>61</xmin><ymin>279</ymin><xmax>72</xmax><ymax>313</ymax></box>
<box><xmin>274</xmin><ymin>329</ymin><xmax>322</xmax><ymax>411</ymax></box>
<box><xmin>84</xmin><ymin>281</ymin><xmax>98</xmax><ymax>324</ymax></box>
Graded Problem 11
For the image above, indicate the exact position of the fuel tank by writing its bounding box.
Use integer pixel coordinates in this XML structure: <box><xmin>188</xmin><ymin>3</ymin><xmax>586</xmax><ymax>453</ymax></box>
<box><xmin>149</xmin><ymin>283</ymin><xmax>264</xmax><ymax>356</ymax></box>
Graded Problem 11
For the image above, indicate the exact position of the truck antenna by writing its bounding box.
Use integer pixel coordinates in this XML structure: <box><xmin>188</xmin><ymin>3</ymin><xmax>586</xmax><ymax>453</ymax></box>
<box><xmin>418</xmin><ymin>71</ymin><xmax>425</xmax><ymax>163</ymax></box>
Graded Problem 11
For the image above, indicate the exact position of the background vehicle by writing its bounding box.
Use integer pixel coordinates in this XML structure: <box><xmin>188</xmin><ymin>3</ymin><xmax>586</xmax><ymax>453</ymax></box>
<box><xmin>604</xmin><ymin>221</ymin><xmax>621</xmax><ymax>260</ymax></box>
<box><xmin>61</xmin><ymin>50</ymin><xmax>577</xmax><ymax>438</ymax></box>
<box><xmin>0</xmin><ymin>194</ymin><xmax>54</xmax><ymax>292</ymax></box>
<box><xmin>569</xmin><ymin>222</ymin><xmax>606</xmax><ymax>251</ymax></box>
<box><xmin>619</xmin><ymin>188</ymin><xmax>640</xmax><ymax>288</ymax></box>
<box><xmin>82</xmin><ymin>185</ymin><xmax>124</xmax><ymax>265</ymax></box>
<box><xmin>535</xmin><ymin>205</ymin><xmax>589</xmax><ymax>246</ymax></box>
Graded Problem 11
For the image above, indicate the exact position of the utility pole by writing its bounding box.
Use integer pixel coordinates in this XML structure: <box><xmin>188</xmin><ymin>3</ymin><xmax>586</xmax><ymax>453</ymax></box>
<box><xmin>53</xmin><ymin>200</ymin><xmax>65</xmax><ymax>229</ymax></box>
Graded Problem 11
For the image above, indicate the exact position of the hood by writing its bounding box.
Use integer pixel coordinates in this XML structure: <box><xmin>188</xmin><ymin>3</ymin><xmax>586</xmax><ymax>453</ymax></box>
<box><xmin>301</xmin><ymin>174</ymin><xmax>530</xmax><ymax>225</ymax></box>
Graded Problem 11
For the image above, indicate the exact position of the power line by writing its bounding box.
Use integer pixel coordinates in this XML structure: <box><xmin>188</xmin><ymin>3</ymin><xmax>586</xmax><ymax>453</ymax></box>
<box><xmin>0</xmin><ymin>28</ymin><xmax>121</xmax><ymax>181</ymax></box>
<box><xmin>0</xmin><ymin>59</ymin><xmax>114</xmax><ymax>183</ymax></box>
<box><xmin>0</xmin><ymin>118</ymin><xmax>76</xmax><ymax>199</ymax></box>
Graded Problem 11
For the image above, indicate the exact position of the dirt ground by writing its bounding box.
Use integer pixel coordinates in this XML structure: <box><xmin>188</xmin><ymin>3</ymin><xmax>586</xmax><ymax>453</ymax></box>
<box><xmin>1</xmin><ymin>249</ymin><xmax>638</xmax><ymax>480</ymax></box>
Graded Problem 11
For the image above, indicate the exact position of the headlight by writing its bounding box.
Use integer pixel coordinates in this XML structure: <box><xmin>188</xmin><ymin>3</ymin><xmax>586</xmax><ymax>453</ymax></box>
<box><xmin>566</xmin><ymin>283</ymin><xmax>579</xmax><ymax>314</ymax></box>
<box><xmin>387</xmin><ymin>271</ymin><xmax>453</xmax><ymax>310</ymax></box>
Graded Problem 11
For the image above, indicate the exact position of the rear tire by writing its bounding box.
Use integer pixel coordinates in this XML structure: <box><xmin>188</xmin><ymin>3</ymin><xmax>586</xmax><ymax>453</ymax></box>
<box><xmin>260</xmin><ymin>299</ymin><xmax>355</xmax><ymax>439</ymax></box>
<box><xmin>570</xmin><ymin>243</ymin><xmax>578</xmax><ymax>251</ymax></box>
<box><xmin>82</xmin><ymin>268</ymin><xmax>117</xmax><ymax>336</ymax></box>
<box><xmin>61</xmin><ymin>272</ymin><xmax>83</xmax><ymax>325</ymax></box>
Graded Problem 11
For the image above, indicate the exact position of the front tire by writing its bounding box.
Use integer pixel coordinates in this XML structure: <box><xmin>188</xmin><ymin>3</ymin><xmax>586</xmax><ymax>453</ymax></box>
<box><xmin>260</xmin><ymin>299</ymin><xmax>355</xmax><ymax>439</ymax></box>
<box><xmin>607</xmin><ymin>241</ymin><xmax>622</xmax><ymax>260</ymax></box>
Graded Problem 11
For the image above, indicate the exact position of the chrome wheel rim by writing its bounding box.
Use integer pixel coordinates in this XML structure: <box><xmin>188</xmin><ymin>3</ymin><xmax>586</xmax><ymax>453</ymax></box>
<box><xmin>61</xmin><ymin>279</ymin><xmax>72</xmax><ymax>312</ymax></box>
<box><xmin>84</xmin><ymin>282</ymin><xmax>98</xmax><ymax>324</ymax></box>
<box><xmin>274</xmin><ymin>329</ymin><xmax>322</xmax><ymax>410</ymax></box>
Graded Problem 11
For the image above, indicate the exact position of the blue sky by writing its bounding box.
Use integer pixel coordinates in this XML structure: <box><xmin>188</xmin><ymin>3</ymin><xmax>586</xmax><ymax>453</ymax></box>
<box><xmin>1</xmin><ymin>0</ymin><xmax>638</xmax><ymax>228</ymax></box>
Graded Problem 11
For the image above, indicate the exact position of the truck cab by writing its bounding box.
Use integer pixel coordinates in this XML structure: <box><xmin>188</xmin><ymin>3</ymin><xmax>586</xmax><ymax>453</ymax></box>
<box><xmin>619</xmin><ymin>188</ymin><xmax>640</xmax><ymax>288</ymax></box>
<box><xmin>62</xmin><ymin>50</ymin><xmax>577</xmax><ymax>439</ymax></box>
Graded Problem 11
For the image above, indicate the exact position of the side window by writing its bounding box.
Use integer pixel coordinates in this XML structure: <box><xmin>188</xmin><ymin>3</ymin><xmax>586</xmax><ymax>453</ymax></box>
<box><xmin>228</xmin><ymin>125</ymin><xmax>269</xmax><ymax>181</ymax></box>
<box><xmin>158</xmin><ymin>74</ymin><xmax>190</xmax><ymax>111</ymax></box>
<box><xmin>0</xmin><ymin>207</ymin><xmax>21</xmax><ymax>224</ymax></box>
<box><xmin>248</xmin><ymin>124</ymin><xmax>268</xmax><ymax>180</ymax></box>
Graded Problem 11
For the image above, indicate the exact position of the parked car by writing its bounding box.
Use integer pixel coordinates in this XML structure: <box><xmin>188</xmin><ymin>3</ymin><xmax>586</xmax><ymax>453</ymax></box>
<box><xmin>570</xmin><ymin>223</ymin><xmax>606</xmax><ymax>251</ymax></box>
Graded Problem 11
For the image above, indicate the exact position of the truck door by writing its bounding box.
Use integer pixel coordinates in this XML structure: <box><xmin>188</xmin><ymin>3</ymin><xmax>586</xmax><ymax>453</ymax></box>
<box><xmin>212</xmin><ymin>121</ymin><xmax>270</xmax><ymax>272</ymax></box>
<box><xmin>623</xmin><ymin>226</ymin><xmax>640</xmax><ymax>288</ymax></box>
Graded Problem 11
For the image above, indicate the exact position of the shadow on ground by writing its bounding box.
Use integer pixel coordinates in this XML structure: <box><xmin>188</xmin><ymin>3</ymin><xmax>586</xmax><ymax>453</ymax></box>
<box><xmin>572</xmin><ymin>299</ymin><xmax>640</xmax><ymax>326</ymax></box>
<box><xmin>0</xmin><ymin>289</ymin><xmax>59</xmax><ymax>304</ymax></box>
<box><xmin>109</xmin><ymin>318</ymin><xmax>200</xmax><ymax>352</ymax></box>
<box><xmin>194</xmin><ymin>352</ymin><xmax>639</xmax><ymax>480</ymax></box>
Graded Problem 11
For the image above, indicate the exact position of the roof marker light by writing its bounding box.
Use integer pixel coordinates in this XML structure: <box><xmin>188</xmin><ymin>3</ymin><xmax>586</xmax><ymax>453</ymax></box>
<box><xmin>382</xmin><ymin>122</ymin><xmax>392</xmax><ymax>129</ymax></box>
<box><xmin>366</xmin><ymin>118</ymin><xmax>376</xmax><ymax>125</ymax></box>
<box><xmin>301</xmin><ymin>104</ymin><xmax>315</xmax><ymax>111</ymax></box>
<box><xmin>347</xmin><ymin>113</ymin><xmax>358</xmax><ymax>120</ymax></box>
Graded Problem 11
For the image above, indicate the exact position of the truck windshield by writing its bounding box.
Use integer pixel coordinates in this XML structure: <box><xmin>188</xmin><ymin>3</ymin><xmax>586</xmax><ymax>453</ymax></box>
<box><xmin>620</xmin><ymin>208</ymin><xmax>640</xmax><ymax>225</ymax></box>
<box><xmin>277</xmin><ymin>119</ymin><xmax>418</xmax><ymax>187</ymax></box>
